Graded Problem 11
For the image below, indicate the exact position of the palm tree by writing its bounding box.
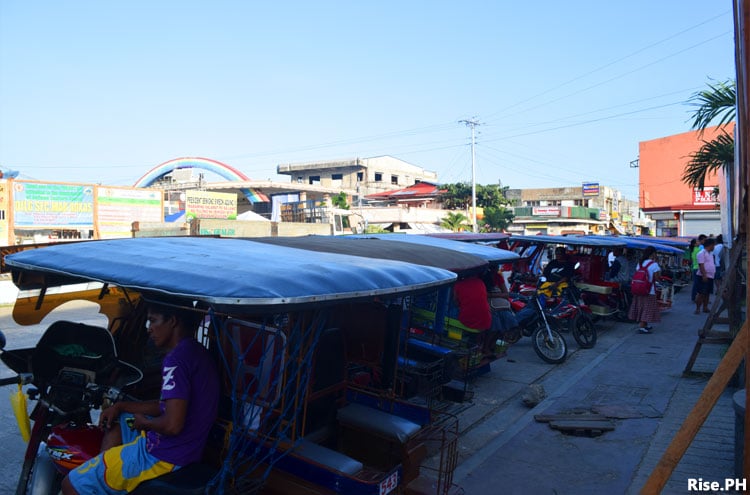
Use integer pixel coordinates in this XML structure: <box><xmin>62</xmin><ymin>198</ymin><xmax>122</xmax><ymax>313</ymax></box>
<box><xmin>440</xmin><ymin>211</ymin><xmax>470</xmax><ymax>232</ymax></box>
<box><xmin>682</xmin><ymin>79</ymin><xmax>735</xmax><ymax>189</ymax></box>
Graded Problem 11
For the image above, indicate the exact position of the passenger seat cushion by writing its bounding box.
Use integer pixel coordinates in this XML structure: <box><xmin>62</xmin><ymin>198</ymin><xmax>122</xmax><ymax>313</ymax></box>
<box><xmin>295</xmin><ymin>439</ymin><xmax>363</xmax><ymax>475</ymax></box>
<box><xmin>337</xmin><ymin>403</ymin><xmax>420</xmax><ymax>443</ymax></box>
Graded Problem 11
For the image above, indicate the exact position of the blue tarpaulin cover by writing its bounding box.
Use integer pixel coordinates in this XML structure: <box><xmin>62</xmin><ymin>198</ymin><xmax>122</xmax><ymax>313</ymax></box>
<box><xmin>253</xmin><ymin>235</ymin><xmax>490</xmax><ymax>276</ymax></box>
<box><xmin>348</xmin><ymin>234</ymin><xmax>519</xmax><ymax>263</ymax></box>
<box><xmin>509</xmin><ymin>234</ymin><xmax>627</xmax><ymax>248</ymax></box>
<box><xmin>5</xmin><ymin>237</ymin><xmax>457</xmax><ymax>308</ymax></box>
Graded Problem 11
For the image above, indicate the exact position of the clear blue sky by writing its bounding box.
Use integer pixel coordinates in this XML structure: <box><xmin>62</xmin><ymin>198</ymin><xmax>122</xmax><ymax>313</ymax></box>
<box><xmin>0</xmin><ymin>1</ymin><xmax>735</xmax><ymax>201</ymax></box>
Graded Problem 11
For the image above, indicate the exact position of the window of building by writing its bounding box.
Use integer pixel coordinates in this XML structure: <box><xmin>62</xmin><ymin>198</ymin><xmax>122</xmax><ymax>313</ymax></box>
<box><xmin>332</xmin><ymin>173</ymin><xmax>343</xmax><ymax>180</ymax></box>
<box><xmin>656</xmin><ymin>219</ymin><xmax>678</xmax><ymax>237</ymax></box>
<box><xmin>297</xmin><ymin>176</ymin><xmax>303</xmax><ymax>183</ymax></box>
<box><xmin>374</xmin><ymin>173</ymin><xmax>383</xmax><ymax>182</ymax></box>
<box><xmin>309</xmin><ymin>176</ymin><xmax>321</xmax><ymax>185</ymax></box>
<box><xmin>331</xmin><ymin>173</ymin><xmax>343</xmax><ymax>188</ymax></box>
<box><xmin>357</xmin><ymin>172</ymin><xmax>364</xmax><ymax>182</ymax></box>
<box><xmin>391</xmin><ymin>175</ymin><xmax>398</xmax><ymax>185</ymax></box>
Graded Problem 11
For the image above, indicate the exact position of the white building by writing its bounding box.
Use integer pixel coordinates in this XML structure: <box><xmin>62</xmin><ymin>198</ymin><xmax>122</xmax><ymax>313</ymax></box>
<box><xmin>277</xmin><ymin>155</ymin><xmax>438</xmax><ymax>198</ymax></box>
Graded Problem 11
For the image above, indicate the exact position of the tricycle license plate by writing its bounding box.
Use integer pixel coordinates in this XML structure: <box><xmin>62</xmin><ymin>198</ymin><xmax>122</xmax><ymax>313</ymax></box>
<box><xmin>379</xmin><ymin>471</ymin><xmax>399</xmax><ymax>495</ymax></box>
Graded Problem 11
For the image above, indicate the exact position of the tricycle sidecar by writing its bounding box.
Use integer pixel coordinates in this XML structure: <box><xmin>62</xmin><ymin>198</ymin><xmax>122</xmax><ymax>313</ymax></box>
<box><xmin>1</xmin><ymin>237</ymin><xmax>462</xmax><ymax>495</ymax></box>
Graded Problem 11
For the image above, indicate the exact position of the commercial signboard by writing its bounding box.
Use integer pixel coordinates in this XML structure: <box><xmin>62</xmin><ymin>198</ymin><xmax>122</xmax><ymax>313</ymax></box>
<box><xmin>13</xmin><ymin>182</ymin><xmax>94</xmax><ymax>227</ymax></box>
<box><xmin>532</xmin><ymin>206</ymin><xmax>561</xmax><ymax>216</ymax></box>
<box><xmin>97</xmin><ymin>187</ymin><xmax>163</xmax><ymax>239</ymax></box>
<box><xmin>693</xmin><ymin>186</ymin><xmax>718</xmax><ymax>205</ymax></box>
<box><xmin>582</xmin><ymin>182</ymin><xmax>600</xmax><ymax>197</ymax></box>
<box><xmin>185</xmin><ymin>190</ymin><xmax>237</xmax><ymax>220</ymax></box>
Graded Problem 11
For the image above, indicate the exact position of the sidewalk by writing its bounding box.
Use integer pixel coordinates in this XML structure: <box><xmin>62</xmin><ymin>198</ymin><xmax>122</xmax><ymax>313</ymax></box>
<box><xmin>450</xmin><ymin>287</ymin><xmax>740</xmax><ymax>495</ymax></box>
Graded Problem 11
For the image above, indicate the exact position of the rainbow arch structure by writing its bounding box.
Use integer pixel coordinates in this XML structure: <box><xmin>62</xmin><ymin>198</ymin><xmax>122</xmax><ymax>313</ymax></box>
<box><xmin>133</xmin><ymin>157</ymin><xmax>267</xmax><ymax>203</ymax></box>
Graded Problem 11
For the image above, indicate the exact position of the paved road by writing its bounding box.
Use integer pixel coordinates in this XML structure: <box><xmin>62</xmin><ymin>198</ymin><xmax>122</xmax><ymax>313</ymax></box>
<box><xmin>450</xmin><ymin>288</ymin><xmax>738</xmax><ymax>495</ymax></box>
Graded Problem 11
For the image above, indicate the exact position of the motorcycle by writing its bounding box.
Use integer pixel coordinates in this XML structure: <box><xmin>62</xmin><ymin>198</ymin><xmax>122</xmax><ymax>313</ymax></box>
<box><xmin>0</xmin><ymin>320</ymin><xmax>144</xmax><ymax>495</ymax></box>
<box><xmin>555</xmin><ymin>282</ymin><xmax>598</xmax><ymax>349</ymax></box>
<box><xmin>503</xmin><ymin>277</ymin><xmax>569</xmax><ymax>364</ymax></box>
<box><xmin>507</xmin><ymin>267</ymin><xmax>597</xmax><ymax>350</ymax></box>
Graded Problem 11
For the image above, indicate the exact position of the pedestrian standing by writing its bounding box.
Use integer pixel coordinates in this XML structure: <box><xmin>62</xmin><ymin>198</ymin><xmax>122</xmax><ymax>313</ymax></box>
<box><xmin>695</xmin><ymin>237</ymin><xmax>716</xmax><ymax>314</ymax></box>
<box><xmin>683</xmin><ymin>238</ymin><xmax>696</xmax><ymax>267</ymax></box>
<box><xmin>713</xmin><ymin>234</ymin><xmax>726</xmax><ymax>291</ymax></box>
<box><xmin>690</xmin><ymin>234</ymin><xmax>706</xmax><ymax>302</ymax></box>
<box><xmin>628</xmin><ymin>246</ymin><xmax>661</xmax><ymax>334</ymax></box>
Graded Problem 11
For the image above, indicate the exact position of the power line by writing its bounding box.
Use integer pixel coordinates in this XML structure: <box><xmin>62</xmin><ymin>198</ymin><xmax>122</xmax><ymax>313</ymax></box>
<box><xmin>483</xmin><ymin>11</ymin><xmax>731</xmax><ymax>121</ymax></box>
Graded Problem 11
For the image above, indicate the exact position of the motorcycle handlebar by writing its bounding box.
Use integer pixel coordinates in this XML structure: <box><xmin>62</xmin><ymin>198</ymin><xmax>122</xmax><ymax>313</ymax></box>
<box><xmin>0</xmin><ymin>376</ymin><xmax>19</xmax><ymax>386</ymax></box>
<box><xmin>85</xmin><ymin>383</ymin><xmax>138</xmax><ymax>404</ymax></box>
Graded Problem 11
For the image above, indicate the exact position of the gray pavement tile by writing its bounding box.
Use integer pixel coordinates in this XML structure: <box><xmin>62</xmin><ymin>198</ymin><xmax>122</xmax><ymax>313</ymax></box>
<box><xmin>452</xmin><ymin>285</ymin><xmax>742</xmax><ymax>494</ymax></box>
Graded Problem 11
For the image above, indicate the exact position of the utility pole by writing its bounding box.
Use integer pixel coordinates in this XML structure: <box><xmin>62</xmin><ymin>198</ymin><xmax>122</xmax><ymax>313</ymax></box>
<box><xmin>460</xmin><ymin>118</ymin><xmax>481</xmax><ymax>233</ymax></box>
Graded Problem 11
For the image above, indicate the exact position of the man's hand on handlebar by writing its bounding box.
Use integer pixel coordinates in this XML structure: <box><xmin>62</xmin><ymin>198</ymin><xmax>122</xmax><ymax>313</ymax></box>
<box><xmin>99</xmin><ymin>402</ymin><xmax>121</xmax><ymax>430</ymax></box>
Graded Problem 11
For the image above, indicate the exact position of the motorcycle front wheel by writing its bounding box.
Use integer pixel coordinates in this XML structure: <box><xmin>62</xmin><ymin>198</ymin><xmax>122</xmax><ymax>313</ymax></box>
<box><xmin>27</xmin><ymin>446</ymin><xmax>63</xmax><ymax>495</ymax></box>
<box><xmin>532</xmin><ymin>327</ymin><xmax>567</xmax><ymax>364</ymax></box>
<box><xmin>570</xmin><ymin>313</ymin><xmax>597</xmax><ymax>349</ymax></box>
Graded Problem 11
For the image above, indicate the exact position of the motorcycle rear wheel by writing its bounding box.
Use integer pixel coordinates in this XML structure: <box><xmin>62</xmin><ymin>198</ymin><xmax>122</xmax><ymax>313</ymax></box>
<box><xmin>570</xmin><ymin>313</ymin><xmax>597</xmax><ymax>349</ymax></box>
<box><xmin>532</xmin><ymin>327</ymin><xmax>567</xmax><ymax>364</ymax></box>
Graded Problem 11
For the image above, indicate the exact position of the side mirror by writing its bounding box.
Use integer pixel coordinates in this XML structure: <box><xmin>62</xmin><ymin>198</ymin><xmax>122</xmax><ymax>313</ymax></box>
<box><xmin>574</xmin><ymin>262</ymin><xmax>581</xmax><ymax>270</ymax></box>
<box><xmin>0</xmin><ymin>330</ymin><xmax>5</xmax><ymax>350</ymax></box>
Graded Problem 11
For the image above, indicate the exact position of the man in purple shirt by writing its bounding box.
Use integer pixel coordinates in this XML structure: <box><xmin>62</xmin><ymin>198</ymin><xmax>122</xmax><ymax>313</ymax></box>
<box><xmin>62</xmin><ymin>302</ymin><xmax>220</xmax><ymax>494</ymax></box>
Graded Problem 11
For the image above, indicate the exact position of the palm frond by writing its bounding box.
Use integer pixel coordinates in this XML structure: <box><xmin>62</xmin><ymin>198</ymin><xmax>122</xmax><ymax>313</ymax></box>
<box><xmin>688</xmin><ymin>79</ymin><xmax>736</xmax><ymax>131</ymax></box>
<box><xmin>440</xmin><ymin>211</ymin><xmax>470</xmax><ymax>232</ymax></box>
<box><xmin>681</xmin><ymin>131</ymin><xmax>734</xmax><ymax>190</ymax></box>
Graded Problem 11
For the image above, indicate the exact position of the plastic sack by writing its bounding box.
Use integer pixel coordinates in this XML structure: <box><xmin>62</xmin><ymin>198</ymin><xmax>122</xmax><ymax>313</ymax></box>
<box><xmin>11</xmin><ymin>383</ymin><xmax>30</xmax><ymax>442</ymax></box>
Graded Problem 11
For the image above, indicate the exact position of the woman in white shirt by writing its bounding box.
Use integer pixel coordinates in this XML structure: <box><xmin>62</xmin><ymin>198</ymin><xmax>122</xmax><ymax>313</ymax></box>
<box><xmin>627</xmin><ymin>246</ymin><xmax>661</xmax><ymax>334</ymax></box>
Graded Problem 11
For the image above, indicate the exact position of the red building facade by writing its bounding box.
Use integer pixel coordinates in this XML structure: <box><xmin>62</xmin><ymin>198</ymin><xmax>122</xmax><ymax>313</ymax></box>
<box><xmin>638</xmin><ymin>125</ymin><xmax>730</xmax><ymax>236</ymax></box>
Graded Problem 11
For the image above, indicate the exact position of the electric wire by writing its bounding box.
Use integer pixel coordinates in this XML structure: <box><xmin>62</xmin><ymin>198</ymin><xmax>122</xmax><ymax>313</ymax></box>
<box><xmin>483</xmin><ymin>11</ymin><xmax>731</xmax><ymax>120</ymax></box>
<box><xmin>5</xmin><ymin>12</ymin><xmax>733</xmax><ymax>192</ymax></box>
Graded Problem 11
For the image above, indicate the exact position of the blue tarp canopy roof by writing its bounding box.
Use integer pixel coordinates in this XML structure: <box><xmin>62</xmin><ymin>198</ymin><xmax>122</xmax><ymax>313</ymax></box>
<box><xmin>599</xmin><ymin>236</ymin><xmax>685</xmax><ymax>255</ymax></box>
<box><xmin>427</xmin><ymin>233</ymin><xmax>510</xmax><ymax>242</ymax></box>
<box><xmin>347</xmin><ymin>234</ymin><xmax>519</xmax><ymax>264</ymax></box>
<box><xmin>628</xmin><ymin>236</ymin><xmax>690</xmax><ymax>249</ymax></box>
<box><xmin>508</xmin><ymin>234</ymin><xmax>627</xmax><ymax>248</ymax></box>
<box><xmin>252</xmin><ymin>235</ymin><xmax>489</xmax><ymax>277</ymax></box>
<box><xmin>5</xmin><ymin>237</ymin><xmax>457</xmax><ymax>310</ymax></box>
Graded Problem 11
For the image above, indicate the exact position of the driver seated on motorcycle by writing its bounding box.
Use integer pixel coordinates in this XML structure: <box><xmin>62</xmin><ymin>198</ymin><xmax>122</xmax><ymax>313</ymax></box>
<box><xmin>61</xmin><ymin>301</ymin><xmax>220</xmax><ymax>495</ymax></box>
<box><xmin>539</xmin><ymin>247</ymin><xmax>575</xmax><ymax>298</ymax></box>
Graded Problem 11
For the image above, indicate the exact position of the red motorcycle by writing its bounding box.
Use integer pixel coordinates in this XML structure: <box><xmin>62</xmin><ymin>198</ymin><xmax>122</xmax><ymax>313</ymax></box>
<box><xmin>499</xmin><ymin>277</ymin><xmax>568</xmax><ymax>364</ymax></box>
<box><xmin>0</xmin><ymin>321</ymin><xmax>145</xmax><ymax>494</ymax></box>
<box><xmin>554</xmin><ymin>282</ymin><xmax>598</xmax><ymax>349</ymax></box>
<box><xmin>508</xmin><ymin>270</ymin><xmax>597</xmax><ymax>350</ymax></box>
<box><xmin>0</xmin><ymin>321</ymin><xmax>219</xmax><ymax>495</ymax></box>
